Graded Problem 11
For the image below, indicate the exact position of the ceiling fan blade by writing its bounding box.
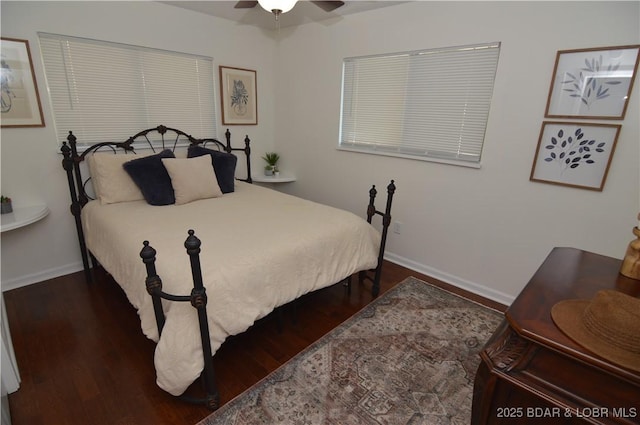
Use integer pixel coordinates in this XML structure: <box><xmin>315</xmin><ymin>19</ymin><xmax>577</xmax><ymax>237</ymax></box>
<box><xmin>311</xmin><ymin>1</ymin><xmax>345</xmax><ymax>12</ymax></box>
<box><xmin>235</xmin><ymin>1</ymin><xmax>258</xmax><ymax>9</ymax></box>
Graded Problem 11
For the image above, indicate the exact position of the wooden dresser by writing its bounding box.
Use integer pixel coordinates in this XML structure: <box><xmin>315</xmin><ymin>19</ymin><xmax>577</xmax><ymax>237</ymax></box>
<box><xmin>472</xmin><ymin>247</ymin><xmax>640</xmax><ymax>424</ymax></box>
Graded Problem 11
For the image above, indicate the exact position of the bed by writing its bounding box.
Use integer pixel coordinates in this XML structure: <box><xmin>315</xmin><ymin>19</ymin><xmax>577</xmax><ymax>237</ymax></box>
<box><xmin>60</xmin><ymin>125</ymin><xmax>395</xmax><ymax>409</ymax></box>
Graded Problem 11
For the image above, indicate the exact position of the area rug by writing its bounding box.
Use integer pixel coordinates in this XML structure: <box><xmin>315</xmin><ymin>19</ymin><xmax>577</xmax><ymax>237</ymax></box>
<box><xmin>198</xmin><ymin>277</ymin><xmax>503</xmax><ymax>425</ymax></box>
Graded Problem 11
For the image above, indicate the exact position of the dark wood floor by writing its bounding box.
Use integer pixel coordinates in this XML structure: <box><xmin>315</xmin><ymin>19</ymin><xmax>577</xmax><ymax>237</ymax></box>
<box><xmin>4</xmin><ymin>261</ymin><xmax>506</xmax><ymax>425</ymax></box>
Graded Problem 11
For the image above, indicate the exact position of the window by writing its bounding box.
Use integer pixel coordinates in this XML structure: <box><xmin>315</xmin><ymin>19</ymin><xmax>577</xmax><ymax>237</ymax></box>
<box><xmin>339</xmin><ymin>42</ymin><xmax>500</xmax><ymax>166</ymax></box>
<box><xmin>39</xmin><ymin>33</ymin><xmax>216</xmax><ymax>148</ymax></box>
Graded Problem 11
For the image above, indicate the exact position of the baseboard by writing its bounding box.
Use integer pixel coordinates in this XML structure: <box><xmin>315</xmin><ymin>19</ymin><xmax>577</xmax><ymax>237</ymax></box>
<box><xmin>384</xmin><ymin>251</ymin><xmax>515</xmax><ymax>306</ymax></box>
<box><xmin>1</xmin><ymin>262</ymin><xmax>84</xmax><ymax>292</ymax></box>
<box><xmin>2</xmin><ymin>254</ymin><xmax>516</xmax><ymax>306</ymax></box>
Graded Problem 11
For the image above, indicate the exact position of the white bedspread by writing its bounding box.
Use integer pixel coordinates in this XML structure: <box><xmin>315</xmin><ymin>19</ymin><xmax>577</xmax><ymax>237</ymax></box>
<box><xmin>82</xmin><ymin>182</ymin><xmax>380</xmax><ymax>395</ymax></box>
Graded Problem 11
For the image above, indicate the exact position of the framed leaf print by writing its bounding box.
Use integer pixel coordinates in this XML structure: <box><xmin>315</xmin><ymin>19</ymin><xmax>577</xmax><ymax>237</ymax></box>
<box><xmin>544</xmin><ymin>45</ymin><xmax>640</xmax><ymax>119</ymax></box>
<box><xmin>530</xmin><ymin>122</ymin><xmax>621</xmax><ymax>191</ymax></box>
<box><xmin>219</xmin><ymin>66</ymin><xmax>257</xmax><ymax>125</ymax></box>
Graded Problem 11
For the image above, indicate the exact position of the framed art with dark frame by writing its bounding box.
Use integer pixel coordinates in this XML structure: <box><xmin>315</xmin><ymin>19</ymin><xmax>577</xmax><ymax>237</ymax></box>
<box><xmin>530</xmin><ymin>121</ymin><xmax>621</xmax><ymax>191</ymax></box>
<box><xmin>544</xmin><ymin>45</ymin><xmax>640</xmax><ymax>120</ymax></box>
<box><xmin>219</xmin><ymin>66</ymin><xmax>257</xmax><ymax>125</ymax></box>
<box><xmin>1</xmin><ymin>37</ymin><xmax>45</xmax><ymax>128</ymax></box>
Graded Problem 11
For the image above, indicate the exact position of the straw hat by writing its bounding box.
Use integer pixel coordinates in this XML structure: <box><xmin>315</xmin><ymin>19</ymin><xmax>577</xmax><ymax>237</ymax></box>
<box><xmin>551</xmin><ymin>290</ymin><xmax>640</xmax><ymax>373</ymax></box>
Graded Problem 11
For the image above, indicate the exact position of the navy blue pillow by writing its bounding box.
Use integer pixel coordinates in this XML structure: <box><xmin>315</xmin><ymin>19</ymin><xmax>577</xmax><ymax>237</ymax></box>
<box><xmin>187</xmin><ymin>145</ymin><xmax>237</xmax><ymax>193</ymax></box>
<box><xmin>123</xmin><ymin>150</ymin><xmax>176</xmax><ymax>205</ymax></box>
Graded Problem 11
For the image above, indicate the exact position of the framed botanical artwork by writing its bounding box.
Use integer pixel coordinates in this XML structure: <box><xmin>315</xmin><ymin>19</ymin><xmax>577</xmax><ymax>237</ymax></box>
<box><xmin>1</xmin><ymin>37</ymin><xmax>45</xmax><ymax>127</ymax></box>
<box><xmin>545</xmin><ymin>45</ymin><xmax>640</xmax><ymax>119</ymax></box>
<box><xmin>530</xmin><ymin>122</ymin><xmax>621</xmax><ymax>191</ymax></box>
<box><xmin>219</xmin><ymin>66</ymin><xmax>257</xmax><ymax>125</ymax></box>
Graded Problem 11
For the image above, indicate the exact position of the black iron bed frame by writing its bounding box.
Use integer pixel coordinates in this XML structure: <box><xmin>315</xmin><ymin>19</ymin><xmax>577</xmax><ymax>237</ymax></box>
<box><xmin>60</xmin><ymin>125</ymin><xmax>395</xmax><ymax>410</ymax></box>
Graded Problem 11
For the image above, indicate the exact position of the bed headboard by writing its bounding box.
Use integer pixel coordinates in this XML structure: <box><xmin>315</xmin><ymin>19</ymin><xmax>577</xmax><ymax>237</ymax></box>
<box><xmin>61</xmin><ymin>125</ymin><xmax>252</xmax><ymax>206</ymax></box>
<box><xmin>60</xmin><ymin>125</ymin><xmax>252</xmax><ymax>281</ymax></box>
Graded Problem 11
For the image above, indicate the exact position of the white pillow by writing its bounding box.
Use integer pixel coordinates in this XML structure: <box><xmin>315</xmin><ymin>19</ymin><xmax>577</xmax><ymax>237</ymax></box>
<box><xmin>88</xmin><ymin>153</ymin><xmax>146</xmax><ymax>204</ymax></box>
<box><xmin>161</xmin><ymin>156</ymin><xmax>223</xmax><ymax>205</ymax></box>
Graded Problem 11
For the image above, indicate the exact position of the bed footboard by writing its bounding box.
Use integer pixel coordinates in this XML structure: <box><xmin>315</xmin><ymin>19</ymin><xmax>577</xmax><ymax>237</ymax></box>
<box><xmin>359</xmin><ymin>180</ymin><xmax>396</xmax><ymax>297</ymax></box>
<box><xmin>139</xmin><ymin>230</ymin><xmax>219</xmax><ymax>410</ymax></box>
<box><xmin>137</xmin><ymin>181</ymin><xmax>395</xmax><ymax>410</ymax></box>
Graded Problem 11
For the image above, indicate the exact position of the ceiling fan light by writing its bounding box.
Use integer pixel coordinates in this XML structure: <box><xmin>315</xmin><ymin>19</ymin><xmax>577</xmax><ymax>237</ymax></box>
<box><xmin>258</xmin><ymin>0</ymin><xmax>298</xmax><ymax>14</ymax></box>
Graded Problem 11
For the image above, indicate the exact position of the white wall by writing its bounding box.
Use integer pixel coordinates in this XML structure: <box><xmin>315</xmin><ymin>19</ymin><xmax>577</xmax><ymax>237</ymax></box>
<box><xmin>0</xmin><ymin>1</ymin><xmax>277</xmax><ymax>289</ymax></box>
<box><xmin>272</xmin><ymin>1</ymin><xmax>640</xmax><ymax>303</ymax></box>
<box><xmin>1</xmin><ymin>1</ymin><xmax>639</xmax><ymax>306</ymax></box>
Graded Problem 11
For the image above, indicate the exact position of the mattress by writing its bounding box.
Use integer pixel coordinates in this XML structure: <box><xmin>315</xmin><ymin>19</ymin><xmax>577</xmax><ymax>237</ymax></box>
<box><xmin>81</xmin><ymin>181</ymin><xmax>381</xmax><ymax>395</ymax></box>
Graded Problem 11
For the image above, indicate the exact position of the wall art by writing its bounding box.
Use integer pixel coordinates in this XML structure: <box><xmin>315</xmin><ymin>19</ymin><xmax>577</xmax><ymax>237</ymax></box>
<box><xmin>219</xmin><ymin>66</ymin><xmax>257</xmax><ymax>125</ymax></box>
<box><xmin>530</xmin><ymin>121</ymin><xmax>621</xmax><ymax>191</ymax></box>
<box><xmin>544</xmin><ymin>45</ymin><xmax>639</xmax><ymax>119</ymax></box>
<box><xmin>1</xmin><ymin>37</ymin><xmax>45</xmax><ymax>128</ymax></box>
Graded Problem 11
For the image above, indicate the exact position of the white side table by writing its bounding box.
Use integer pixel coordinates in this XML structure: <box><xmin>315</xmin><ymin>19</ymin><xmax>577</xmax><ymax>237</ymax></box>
<box><xmin>252</xmin><ymin>172</ymin><xmax>296</xmax><ymax>184</ymax></box>
<box><xmin>1</xmin><ymin>204</ymin><xmax>49</xmax><ymax>233</ymax></box>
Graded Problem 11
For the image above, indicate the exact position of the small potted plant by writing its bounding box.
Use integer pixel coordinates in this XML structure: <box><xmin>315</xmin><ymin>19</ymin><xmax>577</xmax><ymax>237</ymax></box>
<box><xmin>261</xmin><ymin>152</ymin><xmax>280</xmax><ymax>176</ymax></box>
<box><xmin>1</xmin><ymin>195</ymin><xmax>12</xmax><ymax>214</ymax></box>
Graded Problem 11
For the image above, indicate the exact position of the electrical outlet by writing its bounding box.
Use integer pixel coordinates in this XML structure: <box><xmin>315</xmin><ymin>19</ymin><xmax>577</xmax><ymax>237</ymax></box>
<box><xmin>393</xmin><ymin>221</ymin><xmax>402</xmax><ymax>235</ymax></box>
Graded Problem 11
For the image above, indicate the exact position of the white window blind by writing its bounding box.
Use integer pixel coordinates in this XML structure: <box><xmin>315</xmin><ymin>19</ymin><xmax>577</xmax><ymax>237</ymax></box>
<box><xmin>339</xmin><ymin>42</ymin><xmax>500</xmax><ymax>165</ymax></box>
<box><xmin>38</xmin><ymin>33</ymin><xmax>216</xmax><ymax>147</ymax></box>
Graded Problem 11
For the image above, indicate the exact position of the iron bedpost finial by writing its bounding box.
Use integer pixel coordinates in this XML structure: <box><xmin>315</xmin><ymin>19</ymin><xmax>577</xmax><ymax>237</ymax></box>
<box><xmin>184</xmin><ymin>229</ymin><xmax>201</xmax><ymax>255</ymax></box>
<box><xmin>66</xmin><ymin>130</ymin><xmax>81</xmax><ymax>158</ymax></box>
<box><xmin>387</xmin><ymin>180</ymin><xmax>396</xmax><ymax>195</ymax></box>
<box><xmin>244</xmin><ymin>135</ymin><xmax>253</xmax><ymax>183</ymax></box>
<box><xmin>366</xmin><ymin>185</ymin><xmax>377</xmax><ymax>223</ymax></box>
<box><xmin>61</xmin><ymin>142</ymin><xmax>72</xmax><ymax>170</ymax></box>
<box><xmin>225</xmin><ymin>129</ymin><xmax>232</xmax><ymax>150</ymax></box>
<box><xmin>140</xmin><ymin>240</ymin><xmax>157</xmax><ymax>263</ymax></box>
<box><xmin>61</xmin><ymin>141</ymin><xmax>70</xmax><ymax>156</ymax></box>
<box><xmin>66</xmin><ymin>131</ymin><xmax>78</xmax><ymax>154</ymax></box>
<box><xmin>384</xmin><ymin>179</ymin><xmax>395</xmax><ymax>222</ymax></box>
<box><xmin>140</xmin><ymin>240</ymin><xmax>163</xmax><ymax>296</ymax></box>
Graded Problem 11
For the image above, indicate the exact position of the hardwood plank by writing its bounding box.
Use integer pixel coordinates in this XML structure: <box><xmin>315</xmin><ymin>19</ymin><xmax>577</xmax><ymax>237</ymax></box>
<box><xmin>4</xmin><ymin>261</ymin><xmax>505</xmax><ymax>425</ymax></box>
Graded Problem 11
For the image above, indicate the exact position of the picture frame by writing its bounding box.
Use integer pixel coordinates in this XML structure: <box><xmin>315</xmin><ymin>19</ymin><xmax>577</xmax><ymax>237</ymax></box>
<box><xmin>544</xmin><ymin>45</ymin><xmax>640</xmax><ymax>120</ymax></box>
<box><xmin>530</xmin><ymin>121</ymin><xmax>621</xmax><ymax>191</ymax></box>
<box><xmin>1</xmin><ymin>37</ymin><xmax>45</xmax><ymax>128</ymax></box>
<box><xmin>219</xmin><ymin>66</ymin><xmax>257</xmax><ymax>125</ymax></box>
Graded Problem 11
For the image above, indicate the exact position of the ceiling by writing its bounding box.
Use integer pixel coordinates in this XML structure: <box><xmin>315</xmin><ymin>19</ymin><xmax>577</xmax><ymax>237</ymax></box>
<box><xmin>160</xmin><ymin>1</ymin><xmax>406</xmax><ymax>30</ymax></box>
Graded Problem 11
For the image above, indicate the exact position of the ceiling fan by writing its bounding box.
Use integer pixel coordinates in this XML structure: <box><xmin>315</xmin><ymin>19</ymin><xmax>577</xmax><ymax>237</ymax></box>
<box><xmin>235</xmin><ymin>1</ymin><xmax>345</xmax><ymax>20</ymax></box>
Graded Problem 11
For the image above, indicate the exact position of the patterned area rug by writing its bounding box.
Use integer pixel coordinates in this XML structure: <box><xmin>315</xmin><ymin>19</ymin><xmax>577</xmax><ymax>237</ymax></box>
<box><xmin>198</xmin><ymin>277</ymin><xmax>503</xmax><ymax>425</ymax></box>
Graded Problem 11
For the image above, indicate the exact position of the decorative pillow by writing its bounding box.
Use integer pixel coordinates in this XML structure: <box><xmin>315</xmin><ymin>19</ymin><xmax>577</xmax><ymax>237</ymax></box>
<box><xmin>88</xmin><ymin>153</ymin><xmax>146</xmax><ymax>204</ymax></box>
<box><xmin>123</xmin><ymin>150</ymin><xmax>176</xmax><ymax>205</ymax></box>
<box><xmin>161</xmin><ymin>156</ymin><xmax>223</xmax><ymax>205</ymax></box>
<box><xmin>187</xmin><ymin>145</ymin><xmax>237</xmax><ymax>193</ymax></box>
